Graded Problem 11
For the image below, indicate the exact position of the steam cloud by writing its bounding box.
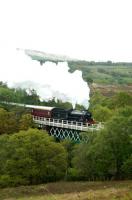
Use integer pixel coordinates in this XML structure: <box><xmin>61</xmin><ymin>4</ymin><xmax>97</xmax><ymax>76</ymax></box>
<box><xmin>0</xmin><ymin>48</ymin><xmax>90</xmax><ymax>108</ymax></box>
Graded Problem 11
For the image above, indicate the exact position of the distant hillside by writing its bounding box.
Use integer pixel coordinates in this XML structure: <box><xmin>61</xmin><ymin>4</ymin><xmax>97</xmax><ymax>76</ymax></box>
<box><xmin>68</xmin><ymin>61</ymin><xmax>132</xmax><ymax>85</ymax></box>
<box><xmin>26</xmin><ymin>49</ymin><xmax>132</xmax><ymax>86</ymax></box>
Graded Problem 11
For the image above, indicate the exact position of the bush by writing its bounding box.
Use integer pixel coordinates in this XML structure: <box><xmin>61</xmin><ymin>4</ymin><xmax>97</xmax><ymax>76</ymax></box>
<box><xmin>122</xmin><ymin>155</ymin><xmax>132</xmax><ymax>179</ymax></box>
<box><xmin>0</xmin><ymin>175</ymin><xmax>28</xmax><ymax>187</ymax></box>
<box><xmin>0</xmin><ymin>129</ymin><xmax>67</xmax><ymax>187</ymax></box>
<box><xmin>66</xmin><ymin>168</ymin><xmax>80</xmax><ymax>181</ymax></box>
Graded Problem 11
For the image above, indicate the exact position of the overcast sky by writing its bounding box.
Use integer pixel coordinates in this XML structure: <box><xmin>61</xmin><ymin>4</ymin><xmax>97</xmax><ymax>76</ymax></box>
<box><xmin>0</xmin><ymin>0</ymin><xmax>132</xmax><ymax>61</ymax></box>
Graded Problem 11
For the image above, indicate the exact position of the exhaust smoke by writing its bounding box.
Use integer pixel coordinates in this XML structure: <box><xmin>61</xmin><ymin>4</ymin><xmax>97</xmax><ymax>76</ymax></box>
<box><xmin>0</xmin><ymin>48</ymin><xmax>90</xmax><ymax>108</ymax></box>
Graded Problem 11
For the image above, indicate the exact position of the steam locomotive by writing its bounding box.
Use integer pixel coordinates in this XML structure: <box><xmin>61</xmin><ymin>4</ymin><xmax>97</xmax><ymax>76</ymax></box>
<box><xmin>32</xmin><ymin>105</ymin><xmax>94</xmax><ymax>125</ymax></box>
<box><xmin>1</xmin><ymin>102</ymin><xmax>94</xmax><ymax>125</ymax></box>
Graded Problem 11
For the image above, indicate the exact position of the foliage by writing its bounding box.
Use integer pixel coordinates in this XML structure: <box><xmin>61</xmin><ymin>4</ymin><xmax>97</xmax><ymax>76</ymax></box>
<box><xmin>0</xmin><ymin>80</ymin><xmax>132</xmax><ymax>184</ymax></box>
<box><xmin>92</xmin><ymin>106</ymin><xmax>112</xmax><ymax>122</ymax></box>
<box><xmin>41</xmin><ymin>98</ymin><xmax>72</xmax><ymax>109</ymax></box>
<box><xmin>68</xmin><ymin>61</ymin><xmax>132</xmax><ymax>84</ymax></box>
<box><xmin>109</xmin><ymin>92</ymin><xmax>132</xmax><ymax>109</ymax></box>
<box><xmin>121</xmin><ymin>155</ymin><xmax>132</xmax><ymax>179</ymax></box>
<box><xmin>0</xmin><ymin>129</ymin><xmax>67</xmax><ymax>187</ymax></box>
<box><xmin>0</xmin><ymin>108</ymin><xmax>18</xmax><ymax>134</ymax></box>
<box><xmin>89</xmin><ymin>91</ymin><xmax>108</xmax><ymax>111</ymax></box>
<box><xmin>0</xmin><ymin>82</ymin><xmax>74</xmax><ymax>109</ymax></box>
<box><xmin>72</xmin><ymin>113</ymin><xmax>132</xmax><ymax>180</ymax></box>
<box><xmin>19</xmin><ymin>114</ymin><xmax>34</xmax><ymax>130</ymax></box>
<box><xmin>0</xmin><ymin>108</ymin><xmax>34</xmax><ymax>134</ymax></box>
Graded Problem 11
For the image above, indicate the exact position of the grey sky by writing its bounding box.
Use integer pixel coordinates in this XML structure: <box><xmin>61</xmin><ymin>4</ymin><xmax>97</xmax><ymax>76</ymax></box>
<box><xmin>0</xmin><ymin>0</ymin><xmax>132</xmax><ymax>61</ymax></box>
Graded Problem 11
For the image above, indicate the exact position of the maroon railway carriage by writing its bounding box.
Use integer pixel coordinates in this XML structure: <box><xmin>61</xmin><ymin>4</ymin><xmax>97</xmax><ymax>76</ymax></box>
<box><xmin>31</xmin><ymin>105</ymin><xmax>67</xmax><ymax>119</ymax></box>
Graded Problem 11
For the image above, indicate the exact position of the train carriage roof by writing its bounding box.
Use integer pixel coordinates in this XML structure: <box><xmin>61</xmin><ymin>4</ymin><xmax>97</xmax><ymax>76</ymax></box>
<box><xmin>1</xmin><ymin>102</ymin><xmax>66</xmax><ymax>112</ymax></box>
<box><xmin>25</xmin><ymin>105</ymin><xmax>55</xmax><ymax>111</ymax></box>
<box><xmin>25</xmin><ymin>105</ymin><xmax>66</xmax><ymax>112</ymax></box>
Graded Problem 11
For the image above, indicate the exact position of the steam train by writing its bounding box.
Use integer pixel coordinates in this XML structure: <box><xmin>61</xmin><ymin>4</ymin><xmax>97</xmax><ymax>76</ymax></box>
<box><xmin>32</xmin><ymin>105</ymin><xmax>94</xmax><ymax>125</ymax></box>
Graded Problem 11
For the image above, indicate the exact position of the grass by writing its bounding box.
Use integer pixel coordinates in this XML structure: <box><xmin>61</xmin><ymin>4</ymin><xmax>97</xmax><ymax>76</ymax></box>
<box><xmin>28</xmin><ymin>49</ymin><xmax>132</xmax><ymax>85</ymax></box>
<box><xmin>68</xmin><ymin>63</ymin><xmax>132</xmax><ymax>85</ymax></box>
<box><xmin>0</xmin><ymin>181</ymin><xmax>132</xmax><ymax>200</ymax></box>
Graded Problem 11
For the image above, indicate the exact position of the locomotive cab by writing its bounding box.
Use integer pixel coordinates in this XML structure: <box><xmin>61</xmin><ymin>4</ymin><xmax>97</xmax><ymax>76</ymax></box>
<box><xmin>51</xmin><ymin>108</ymin><xmax>68</xmax><ymax>119</ymax></box>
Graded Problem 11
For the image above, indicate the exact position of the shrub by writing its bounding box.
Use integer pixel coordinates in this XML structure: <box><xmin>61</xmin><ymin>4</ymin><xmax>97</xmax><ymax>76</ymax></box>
<box><xmin>0</xmin><ymin>129</ymin><xmax>67</xmax><ymax>187</ymax></box>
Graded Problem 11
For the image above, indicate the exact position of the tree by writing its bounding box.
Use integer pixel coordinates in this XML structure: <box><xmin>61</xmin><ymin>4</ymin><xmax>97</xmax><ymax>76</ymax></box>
<box><xmin>24</xmin><ymin>89</ymin><xmax>40</xmax><ymax>105</ymax></box>
<box><xmin>0</xmin><ymin>87</ymin><xmax>15</xmax><ymax>102</ymax></box>
<box><xmin>98</xmin><ymin>115</ymin><xmax>132</xmax><ymax>180</ymax></box>
<box><xmin>93</xmin><ymin>106</ymin><xmax>112</xmax><ymax>122</ymax></box>
<box><xmin>121</xmin><ymin>155</ymin><xmax>132</xmax><ymax>179</ymax></box>
<box><xmin>72</xmin><ymin>114</ymin><xmax>132</xmax><ymax>180</ymax></box>
<box><xmin>19</xmin><ymin>114</ymin><xmax>33</xmax><ymax>130</ymax></box>
<box><xmin>89</xmin><ymin>92</ymin><xmax>108</xmax><ymax>111</ymax></box>
<box><xmin>0</xmin><ymin>129</ymin><xmax>67</xmax><ymax>186</ymax></box>
<box><xmin>0</xmin><ymin>108</ymin><xmax>18</xmax><ymax>134</ymax></box>
<box><xmin>109</xmin><ymin>92</ymin><xmax>132</xmax><ymax>109</ymax></box>
<box><xmin>72</xmin><ymin>131</ymin><xmax>101</xmax><ymax>180</ymax></box>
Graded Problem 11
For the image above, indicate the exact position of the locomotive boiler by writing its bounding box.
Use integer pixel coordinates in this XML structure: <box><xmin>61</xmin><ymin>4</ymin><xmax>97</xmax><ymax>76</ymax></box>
<box><xmin>67</xmin><ymin>109</ymin><xmax>94</xmax><ymax>124</ymax></box>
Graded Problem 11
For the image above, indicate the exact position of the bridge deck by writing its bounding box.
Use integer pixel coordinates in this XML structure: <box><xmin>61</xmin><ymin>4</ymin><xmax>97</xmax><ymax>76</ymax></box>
<box><xmin>33</xmin><ymin>116</ymin><xmax>103</xmax><ymax>132</ymax></box>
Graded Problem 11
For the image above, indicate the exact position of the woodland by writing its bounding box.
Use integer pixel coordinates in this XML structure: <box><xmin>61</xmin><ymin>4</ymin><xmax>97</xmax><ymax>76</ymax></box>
<box><xmin>0</xmin><ymin>81</ymin><xmax>131</xmax><ymax>187</ymax></box>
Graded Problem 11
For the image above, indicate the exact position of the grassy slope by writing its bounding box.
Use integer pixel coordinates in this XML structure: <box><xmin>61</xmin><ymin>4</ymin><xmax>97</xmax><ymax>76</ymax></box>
<box><xmin>68</xmin><ymin>63</ymin><xmax>132</xmax><ymax>85</ymax></box>
<box><xmin>27</xmin><ymin>50</ymin><xmax>132</xmax><ymax>96</ymax></box>
<box><xmin>0</xmin><ymin>181</ymin><xmax>132</xmax><ymax>200</ymax></box>
<box><xmin>68</xmin><ymin>63</ymin><xmax>132</xmax><ymax>95</ymax></box>
<box><xmin>27</xmin><ymin>50</ymin><xmax>132</xmax><ymax>85</ymax></box>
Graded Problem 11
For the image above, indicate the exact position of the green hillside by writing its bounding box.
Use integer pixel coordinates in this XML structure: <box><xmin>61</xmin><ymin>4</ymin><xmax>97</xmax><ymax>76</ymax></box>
<box><xmin>26</xmin><ymin>49</ymin><xmax>132</xmax><ymax>85</ymax></box>
<box><xmin>68</xmin><ymin>61</ymin><xmax>132</xmax><ymax>85</ymax></box>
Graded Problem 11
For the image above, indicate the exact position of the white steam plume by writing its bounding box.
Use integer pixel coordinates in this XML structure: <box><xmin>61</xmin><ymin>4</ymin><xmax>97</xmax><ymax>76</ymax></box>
<box><xmin>0</xmin><ymin>48</ymin><xmax>90</xmax><ymax>108</ymax></box>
